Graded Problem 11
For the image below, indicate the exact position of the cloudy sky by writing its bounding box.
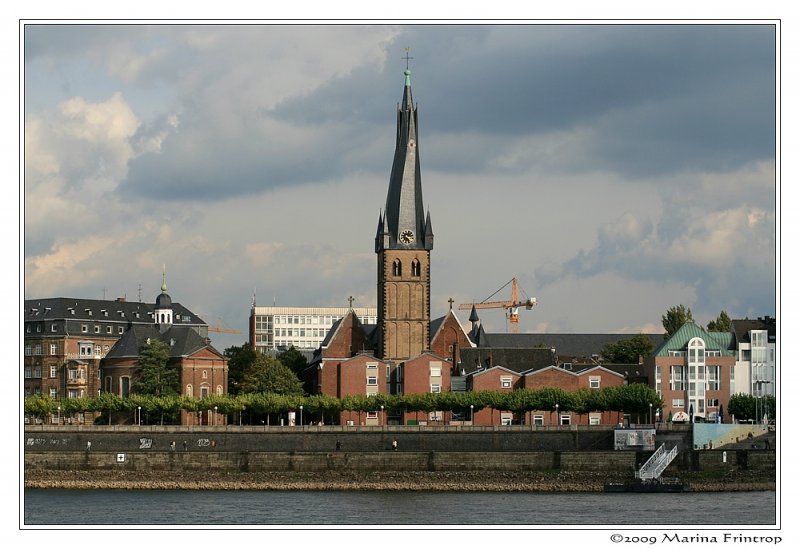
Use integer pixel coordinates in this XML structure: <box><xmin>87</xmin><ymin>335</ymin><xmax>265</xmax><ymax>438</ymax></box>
<box><xmin>22</xmin><ymin>22</ymin><xmax>777</xmax><ymax>350</ymax></box>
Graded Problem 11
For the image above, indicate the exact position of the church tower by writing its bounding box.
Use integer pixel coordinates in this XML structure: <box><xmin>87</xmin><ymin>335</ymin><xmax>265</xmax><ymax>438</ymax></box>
<box><xmin>376</xmin><ymin>67</ymin><xmax>434</xmax><ymax>361</ymax></box>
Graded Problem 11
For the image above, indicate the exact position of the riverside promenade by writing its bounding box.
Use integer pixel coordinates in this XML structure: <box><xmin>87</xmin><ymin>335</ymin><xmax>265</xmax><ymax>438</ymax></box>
<box><xmin>24</xmin><ymin>424</ymin><xmax>775</xmax><ymax>492</ymax></box>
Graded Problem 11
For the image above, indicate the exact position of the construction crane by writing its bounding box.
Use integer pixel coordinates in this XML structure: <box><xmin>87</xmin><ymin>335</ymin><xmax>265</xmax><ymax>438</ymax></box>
<box><xmin>206</xmin><ymin>317</ymin><xmax>242</xmax><ymax>334</ymax></box>
<box><xmin>458</xmin><ymin>278</ymin><xmax>537</xmax><ymax>333</ymax></box>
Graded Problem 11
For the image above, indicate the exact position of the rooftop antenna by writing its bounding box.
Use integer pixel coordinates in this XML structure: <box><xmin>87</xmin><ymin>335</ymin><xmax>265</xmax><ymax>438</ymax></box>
<box><xmin>102</xmin><ymin>287</ymin><xmax>107</xmax><ymax>300</ymax></box>
<box><xmin>138</xmin><ymin>284</ymin><xmax>142</xmax><ymax>302</ymax></box>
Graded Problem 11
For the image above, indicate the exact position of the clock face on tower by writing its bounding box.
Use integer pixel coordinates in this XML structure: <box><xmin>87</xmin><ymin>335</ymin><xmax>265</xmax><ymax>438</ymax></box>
<box><xmin>400</xmin><ymin>230</ymin><xmax>415</xmax><ymax>244</ymax></box>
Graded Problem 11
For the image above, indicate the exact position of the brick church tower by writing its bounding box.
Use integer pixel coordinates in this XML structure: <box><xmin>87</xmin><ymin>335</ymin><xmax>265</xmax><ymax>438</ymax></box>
<box><xmin>375</xmin><ymin>67</ymin><xmax>434</xmax><ymax>362</ymax></box>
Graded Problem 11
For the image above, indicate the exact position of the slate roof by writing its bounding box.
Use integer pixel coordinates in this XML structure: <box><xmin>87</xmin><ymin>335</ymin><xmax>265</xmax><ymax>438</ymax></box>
<box><xmin>104</xmin><ymin>324</ymin><xmax>221</xmax><ymax>360</ymax></box>
<box><xmin>24</xmin><ymin>297</ymin><xmax>206</xmax><ymax>326</ymax></box>
<box><xmin>652</xmin><ymin>321</ymin><xmax>736</xmax><ymax>357</ymax></box>
<box><xmin>477</xmin><ymin>332</ymin><xmax>664</xmax><ymax>359</ymax></box>
<box><xmin>460</xmin><ymin>347</ymin><xmax>554</xmax><ymax>375</ymax></box>
<box><xmin>732</xmin><ymin>317</ymin><xmax>776</xmax><ymax>344</ymax></box>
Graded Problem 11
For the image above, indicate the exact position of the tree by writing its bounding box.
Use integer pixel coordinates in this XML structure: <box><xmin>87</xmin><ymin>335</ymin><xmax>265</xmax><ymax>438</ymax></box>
<box><xmin>132</xmin><ymin>339</ymin><xmax>179</xmax><ymax>396</ymax></box>
<box><xmin>278</xmin><ymin>346</ymin><xmax>309</xmax><ymax>376</ymax></box>
<box><xmin>600</xmin><ymin>334</ymin><xmax>655</xmax><ymax>363</ymax></box>
<box><xmin>662</xmin><ymin>304</ymin><xmax>693</xmax><ymax>338</ymax></box>
<box><xmin>238</xmin><ymin>354</ymin><xmax>304</xmax><ymax>396</ymax></box>
<box><xmin>224</xmin><ymin>343</ymin><xmax>258</xmax><ymax>394</ymax></box>
<box><xmin>707</xmin><ymin>310</ymin><xmax>733</xmax><ymax>332</ymax></box>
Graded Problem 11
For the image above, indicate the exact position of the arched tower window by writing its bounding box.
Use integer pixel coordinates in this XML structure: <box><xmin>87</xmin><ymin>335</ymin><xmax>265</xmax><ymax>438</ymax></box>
<box><xmin>186</xmin><ymin>384</ymin><xmax>193</xmax><ymax>397</ymax></box>
<box><xmin>411</xmin><ymin>259</ymin><xmax>421</xmax><ymax>277</ymax></box>
<box><xmin>392</xmin><ymin>259</ymin><xmax>402</xmax><ymax>277</ymax></box>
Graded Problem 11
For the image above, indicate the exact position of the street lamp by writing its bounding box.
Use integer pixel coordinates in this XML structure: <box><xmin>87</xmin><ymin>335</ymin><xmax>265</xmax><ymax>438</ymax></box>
<box><xmin>214</xmin><ymin>406</ymin><xmax>218</xmax><ymax>426</ymax></box>
<box><xmin>299</xmin><ymin>405</ymin><xmax>303</xmax><ymax>427</ymax></box>
<box><xmin>555</xmin><ymin>403</ymin><xmax>559</xmax><ymax>426</ymax></box>
<box><xmin>380</xmin><ymin>405</ymin><xmax>384</xmax><ymax>426</ymax></box>
<box><xmin>470</xmin><ymin>404</ymin><xmax>474</xmax><ymax>424</ymax></box>
<box><xmin>240</xmin><ymin>406</ymin><xmax>244</xmax><ymax>426</ymax></box>
<box><xmin>137</xmin><ymin>406</ymin><xmax>141</xmax><ymax>426</ymax></box>
<box><xmin>57</xmin><ymin>406</ymin><xmax>61</xmax><ymax>425</ymax></box>
<box><xmin>649</xmin><ymin>403</ymin><xmax>653</xmax><ymax>425</ymax></box>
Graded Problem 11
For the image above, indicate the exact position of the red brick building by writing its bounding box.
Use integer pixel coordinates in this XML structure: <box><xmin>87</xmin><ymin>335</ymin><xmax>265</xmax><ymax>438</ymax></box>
<box><xmin>469</xmin><ymin>366</ymin><xmax>523</xmax><ymax>425</ymax></box>
<box><xmin>100</xmin><ymin>283</ymin><xmax>228</xmax><ymax>426</ymax></box>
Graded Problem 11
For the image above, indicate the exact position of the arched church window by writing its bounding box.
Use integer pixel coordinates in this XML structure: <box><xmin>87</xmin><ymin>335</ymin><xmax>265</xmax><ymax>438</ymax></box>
<box><xmin>393</xmin><ymin>259</ymin><xmax>402</xmax><ymax>277</ymax></box>
<box><xmin>411</xmin><ymin>259</ymin><xmax>421</xmax><ymax>277</ymax></box>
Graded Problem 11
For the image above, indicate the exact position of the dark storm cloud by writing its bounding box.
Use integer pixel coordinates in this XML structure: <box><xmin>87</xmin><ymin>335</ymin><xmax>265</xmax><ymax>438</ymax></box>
<box><xmin>272</xmin><ymin>24</ymin><xmax>775</xmax><ymax>179</ymax></box>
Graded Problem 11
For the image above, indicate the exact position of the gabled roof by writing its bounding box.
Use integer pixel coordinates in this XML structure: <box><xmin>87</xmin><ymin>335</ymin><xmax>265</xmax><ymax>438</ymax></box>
<box><xmin>104</xmin><ymin>324</ymin><xmax>221</xmax><ymax>360</ymax></box>
<box><xmin>524</xmin><ymin>364</ymin><xmax>625</xmax><ymax>380</ymax></box>
<box><xmin>471</xmin><ymin>364</ymin><xmax>523</xmax><ymax>378</ymax></box>
<box><xmin>652</xmin><ymin>321</ymin><xmax>736</xmax><ymax>357</ymax></box>
<box><xmin>430</xmin><ymin>309</ymin><xmax>476</xmax><ymax>349</ymax></box>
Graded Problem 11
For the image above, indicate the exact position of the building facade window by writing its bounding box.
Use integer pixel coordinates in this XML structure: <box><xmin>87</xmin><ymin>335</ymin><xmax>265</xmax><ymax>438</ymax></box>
<box><xmin>217</xmin><ymin>385</ymin><xmax>223</xmax><ymax>396</ymax></box>
<box><xmin>533</xmin><ymin>415</ymin><xmax>544</xmax><ymax>425</ymax></box>
<box><xmin>669</xmin><ymin>365</ymin><xmax>684</xmax><ymax>391</ymax></box>
<box><xmin>50</xmin><ymin>365</ymin><xmax>58</xmax><ymax>378</ymax></box>
<box><xmin>392</xmin><ymin>259</ymin><xmax>402</xmax><ymax>277</ymax></box>
<box><xmin>50</xmin><ymin>343</ymin><xmax>57</xmax><ymax>355</ymax></box>
<box><xmin>430</xmin><ymin>384</ymin><xmax>441</xmax><ymax>393</ymax></box>
<box><xmin>25</xmin><ymin>345</ymin><xmax>31</xmax><ymax>356</ymax></box>
<box><xmin>367</xmin><ymin>376</ymin><xmax>378</xmax><ymax>386</ymax></box>
<box><xmin>34</xmin><ymin>366</ymin><xmax>42</xmax><ymax>378</ymax></box>
<box><xmin>25</xmin><ymin>366</ymin><xmax>32</xmax><ymax>378</ymax></box>
<box><xmin>120</xmin><ymin>377</ymin><xmax>130</xmax><ymax>398</ymax></box>
<box><xmin>589</xmin><ymin>376</ymin><xmax>601</xmax><ymax>389</ymax></box>
<box><xmin>79</xmin><ymin>343</ymin><xmax>93</xmax><ymax>357</ymax></box>
<box><xmin>500</xmin><ymin>376</ymin><xmax>512</xmax><ymax>388</ymax></box>
<box><xmin>589</xmin><ymin>414</ymin><xmax>601</xmax><ymax>426</ymax></box>
<box><xmin>560</xmin><ymin>415</ymin><xmax>571</xmax><ymax>425</ymax></box>
<box><xmin>81</xmin><ymin>325</ymin><xmax>88</xmax><ymax>333</ymax></box>
<box><xmin>35</xmin><ymin>344</ymin><xmax>42</xmax><ymax>355</ymax></box>
<box><xmin>411</xmin><ymin>259</ymin><xmax>420</xmax><ymax>277</ymax></box>
<box><xmin>186</xmin><ymin>384</ymin><xmax>193</xmax><ymax>397</ymax></box>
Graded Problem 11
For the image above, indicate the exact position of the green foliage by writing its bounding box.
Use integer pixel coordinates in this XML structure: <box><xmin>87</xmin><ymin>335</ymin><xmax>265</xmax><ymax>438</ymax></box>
<box><xmin>24</xmin><ymin>394</ymin><xmax>55</xmax><ymax>419</ymax></box>
<box><xmin>662</xmin><ymin>304</ymin><xmax>693</xmax><ymax>338</ymax></box>
<box><xmin>707</xmin><ymin>310</ymin><xmax>733</xmax><ymax>332</ymax></box>
<box><xmin>133</xmin><ymin>339</ymin><xmax>179</xmax><ymax>396</ymax></box>
<box><xmin>727</xmin><ymin>393</ymin><xmax>776</xmax><ymax>422</ymax></box>
<box><xmin>239</xmin><ymin>354</ymin><xmax>304</xmax><ymax>396</ymax></box>
<box><xmin>224</xmin><ymin>343</ymin><xmax>258</xmax><ymax>394</ymax></box>
<box><xmin>277</xmin><ymin>346</ymin><xmax>309</xmax><ymax>376</ymax></box>
<box><xmin>600</xmin><ymin>334</ymin><xmax>654</xmax><ymax>363</ymax></box>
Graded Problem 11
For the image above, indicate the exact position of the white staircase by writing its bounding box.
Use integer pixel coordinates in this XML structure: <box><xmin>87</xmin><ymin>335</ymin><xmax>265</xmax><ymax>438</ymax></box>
<box><xmin>635</xmin><ymin>443</ymin><xmax>678</xmax><ymax>480</ymax></box>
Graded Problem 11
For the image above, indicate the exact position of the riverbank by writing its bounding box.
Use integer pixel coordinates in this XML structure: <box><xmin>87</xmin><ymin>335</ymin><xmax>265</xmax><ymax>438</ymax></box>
<box><xmin>24</xmin><ymin>469</ymin><xmax>775</xmax><ymax>492</ymax></box>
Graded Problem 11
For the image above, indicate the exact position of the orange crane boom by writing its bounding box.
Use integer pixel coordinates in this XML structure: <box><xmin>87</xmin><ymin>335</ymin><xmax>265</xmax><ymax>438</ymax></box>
<box><xmin>458</xmin><ymin>278</ymin><xmax>537</xmax><ymax>333</ymax></box>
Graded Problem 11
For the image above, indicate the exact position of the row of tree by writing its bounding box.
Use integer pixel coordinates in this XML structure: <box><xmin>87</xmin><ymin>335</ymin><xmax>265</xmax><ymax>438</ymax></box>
<box><xmin>25</xmin><ymin>384</ymin><xmax>664</xmax><ymax>425</ymax></box>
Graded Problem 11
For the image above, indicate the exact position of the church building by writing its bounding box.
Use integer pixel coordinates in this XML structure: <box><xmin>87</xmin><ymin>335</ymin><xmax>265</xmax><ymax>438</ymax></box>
<box><xmin>304</xmin><ymin>67</ymin><xmax>474</xmax><ymax>424</ymax></box>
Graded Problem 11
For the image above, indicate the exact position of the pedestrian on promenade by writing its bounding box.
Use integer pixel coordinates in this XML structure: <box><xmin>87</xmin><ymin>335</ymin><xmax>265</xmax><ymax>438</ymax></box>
<box><xmin>392</xmin><ymin>439</ymin><xmax>398</xmax><ymax>451</ymax></box>
<box><xmin>170</xmin><ymin>441</ymin><xmax>176</xmax><ymax>452</ymax></box>
<box><xmin>183</xmin><ymin>440</ymin><xmax>188</xmax><ymax>451</ymax></box>
<box><xmin>86</xmin><ymin>441</ymin><xmax>91</xmax><ymax>452</ymax></box>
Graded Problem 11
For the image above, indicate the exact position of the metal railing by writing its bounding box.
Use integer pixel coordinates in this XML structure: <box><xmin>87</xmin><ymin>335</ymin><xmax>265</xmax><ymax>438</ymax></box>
<box><xmin>635</xmin><ymin>443</ymin><xmax>678</xmax><ymax>480</ymax></box>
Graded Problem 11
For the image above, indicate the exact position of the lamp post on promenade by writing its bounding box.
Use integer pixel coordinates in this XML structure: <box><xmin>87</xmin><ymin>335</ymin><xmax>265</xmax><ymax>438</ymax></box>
<box><xmin>470</xmin><ymin>404</ymin><xmax>474</xmax><ymax>424</ymax></box>
<box><xmin>380</xmin><ymin>405</ymin><xmax>384</xmax><ymax>426</ymax></box>
<box><xmin>555</xmin><ymin>403</ymin><xmax>559</xmax><ymax>427</ymax></box>
<box><xmin>650</xmin><ymin>403</ymin><xmax>653</xmax><ymax>425</ymax></box>
<box><xmin>57</xmin><ymin>406</ymin><xmax>61</xmax><ymax>425</ymax></box>
<box><xmin>214</xmin><ymin>406</ymin><xmax>218</xmax><ymax>426</ymax></box>
<box><xmin>138</xmin><ymin>406</ymin><xmax>141</xmax><ymax>426</ymax></box>
<box><xmin>300</xmin><ymin>405</ymin><xmax>304</xmax><ymax>427</ymax></box>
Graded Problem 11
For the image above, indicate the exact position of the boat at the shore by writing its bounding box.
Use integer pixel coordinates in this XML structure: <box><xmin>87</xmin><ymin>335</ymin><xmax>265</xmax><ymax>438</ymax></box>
<box><xmin>603</xmin><ymin>477</ymin><xmax>689</xmax><ymax>493</ymax></box>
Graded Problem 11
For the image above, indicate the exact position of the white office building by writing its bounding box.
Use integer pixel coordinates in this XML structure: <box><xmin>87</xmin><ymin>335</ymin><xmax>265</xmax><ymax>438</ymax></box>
<box><xmin>249</xmin><ymin>306</ymin><xmax>377</xmax><ymax>354</ymax></box>
<box><xmin>732</xmin><ymin>317</ymin><xmax>776</xmax><ymax>398</ymax></box>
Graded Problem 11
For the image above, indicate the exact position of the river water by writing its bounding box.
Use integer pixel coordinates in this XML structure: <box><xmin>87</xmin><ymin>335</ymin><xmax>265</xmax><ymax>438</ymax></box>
<box><xmin>23</xmin><ymin>489</ymin><xmax>776</xmax><ymax>527</ymax></box>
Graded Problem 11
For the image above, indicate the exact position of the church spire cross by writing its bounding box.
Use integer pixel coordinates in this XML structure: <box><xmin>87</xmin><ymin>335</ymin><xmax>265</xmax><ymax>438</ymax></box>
<box><xmin>348</xmin><ymin>296</ymin><xmax>355</xmax><ymax>309</ymax></box>
<box><xmin>448</xmin><ymin>297</ymin><xmax>454</xmax><ymax>311</ymax></box>
<box><xmin>403</xmin><ymin>47</ymin><xmax>413</xmax><ymax>70</ymax></box>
